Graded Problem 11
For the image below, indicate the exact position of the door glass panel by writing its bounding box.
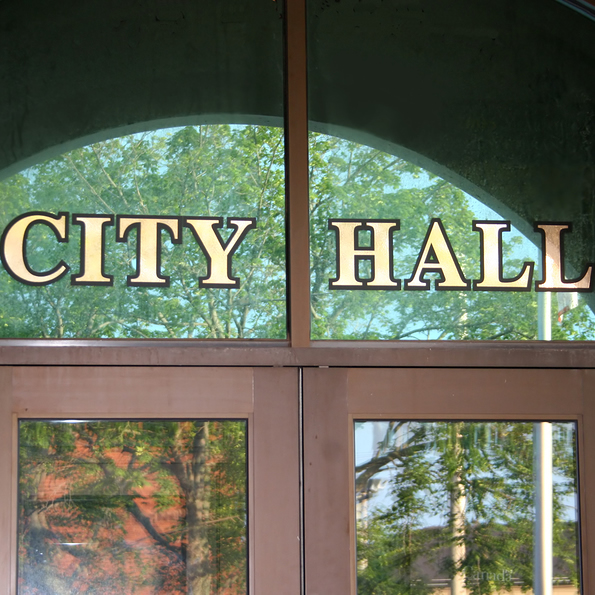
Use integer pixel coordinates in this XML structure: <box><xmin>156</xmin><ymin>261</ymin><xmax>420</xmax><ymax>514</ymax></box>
<box><xmin>355</xmin><ymin>420</ymin><xmax>581</xmax><ymax>593</ymax></box>
<box><xmin>18</xmin><ymin>419</ymin><xmax>247</xmax><ymax>594</ymax></box>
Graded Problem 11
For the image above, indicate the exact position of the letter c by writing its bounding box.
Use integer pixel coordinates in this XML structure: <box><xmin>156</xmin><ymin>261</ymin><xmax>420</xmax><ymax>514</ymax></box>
<box><xmin>1</xmin><ymin>212</ymin><xmax>69</xmax><ymax>285</ymax></box>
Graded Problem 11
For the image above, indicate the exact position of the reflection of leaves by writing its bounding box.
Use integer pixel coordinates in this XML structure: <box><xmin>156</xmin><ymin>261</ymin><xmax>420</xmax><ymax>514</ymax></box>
<box><xmin>356</xmin><ymin>422</ymin><xmax>581</xmax><ymax>594</ymax></box>
<box><xmin>19</xmin><ymin>420</ymin><xmax>247</xmax><ymax>594</ymax></box>
<box><xmin>0</xmin><ymin>125</ymin><xmax>287</xmax><ymax>339</ymax></box>
<box><xmin>1</xmin><ymin>126</ymin><xmax>592</xmax><ymax>340</ymax></box>
<box><xmin>309</xmin><ymin>133</ymin><xmax>594</xmax><ymax>341</ymax></box>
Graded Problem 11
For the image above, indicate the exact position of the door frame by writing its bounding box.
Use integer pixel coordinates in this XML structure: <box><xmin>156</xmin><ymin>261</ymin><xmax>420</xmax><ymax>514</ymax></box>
<box><xmin>303</xmin><ymin>366</ymin><xmax>595</xmax><ymax>595</ymax></box>
<box><xmin>0</xmin><ymin>365</ymin><xmax>301</xmax><ymax>595</ymax></box>
<box><xmin>1</xmin><ymin>344</ymin><xmax>595</xmax><ymax>594</ymax></box>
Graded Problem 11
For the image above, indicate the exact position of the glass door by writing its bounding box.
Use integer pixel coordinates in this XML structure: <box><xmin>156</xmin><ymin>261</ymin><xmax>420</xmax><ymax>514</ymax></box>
<box><xmin>4</xmin><ymin>364</ymin><xmax>595</xmax><ymax>593</ymax></box>
<box><xmin>1</xmin><ymin>366</ymin><xmax>300</xmax><ymax>594</ymax></box>
<box><xmin>303</xmin><ymin>367</ymin><xmax>595</xmax><ymax>595</ymax></box>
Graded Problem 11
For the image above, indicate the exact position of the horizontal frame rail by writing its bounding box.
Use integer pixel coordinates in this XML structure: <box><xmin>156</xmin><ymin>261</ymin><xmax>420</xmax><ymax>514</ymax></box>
<box><xmin>0</xmin><ymin>340</ymin><xmax>594</xmax><ymax>368</ymax></box>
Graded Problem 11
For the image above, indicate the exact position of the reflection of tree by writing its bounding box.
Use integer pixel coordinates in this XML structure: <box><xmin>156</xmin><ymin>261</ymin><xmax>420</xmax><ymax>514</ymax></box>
<box><xmin>19</xmin><ymin>420</ymin><xmax>247</xmax><ymax>594</ymax></box>
<box><xmin>309</xmin><ymin>133</ymin><xmax>593</xmax><ymax>340</ymax></box>
<box><xmin>355</xmin><ymin>422</ymin><xmax>580</xmax><ymax>594</ymax></box>
<box><xmin>0</xmin><ymin>126</ymin><xmax>592</xmax><ymax>340</ymax></box>
<box><xmin>0</xmin><ymin>125</ymin><xmax>286</xmax><ymax>339</ymax></box>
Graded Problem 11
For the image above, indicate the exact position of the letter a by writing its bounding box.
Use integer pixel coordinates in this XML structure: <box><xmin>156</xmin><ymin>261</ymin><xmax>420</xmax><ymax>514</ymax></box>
<box><xmin>405</xmin><ymin>219</ymin><xmax>470</xmax><ymax>290</ymax></box>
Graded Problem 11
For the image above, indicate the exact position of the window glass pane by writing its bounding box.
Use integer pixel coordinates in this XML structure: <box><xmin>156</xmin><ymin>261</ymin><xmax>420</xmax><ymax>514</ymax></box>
<box><xmin>0</xmin><ymin>125</ymin><xmax>286</xmax><ymax>338</ymax></box>
<box><xmin>355</xmin><ymin>420</ymin><xmax>581</xmax><ymax>593</ymax></box>
<box><xmin>309</xmin><ymin>133</ymin><xmax>595</xmax><ymax>340</ymax></box>
<box><xmin>18</xmin><ymin>419</ymin><xmax>247</xmax><ymax>593</ymax></box>
<box><xmin>308</xmin><ymin>0</ymin><xmax>595</xmax><ymax>341</ymax></box>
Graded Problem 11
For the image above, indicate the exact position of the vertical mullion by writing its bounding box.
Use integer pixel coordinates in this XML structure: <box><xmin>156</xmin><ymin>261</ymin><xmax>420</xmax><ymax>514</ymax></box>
<box><xmin>298</xmin><ymin>367</ymin><xmax>306</xmax><ymax>595</ymax></box>
<box><xmin>0</xmin><ymin>368</ymin><xmax>13</xmax><ymax>593</ymax></box>
<box><xmin>580</xmin><ymin>370</ymin><xmax>595</xmax><ymax>594</ymax></box>
<box><xmin>285</xmin><ymin>0</ymin><xmax>311</xmax><ymax>347</ymax></box>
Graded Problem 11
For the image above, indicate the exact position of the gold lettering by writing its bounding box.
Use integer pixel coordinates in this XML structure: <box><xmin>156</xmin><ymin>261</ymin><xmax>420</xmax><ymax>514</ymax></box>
<box><xmin>405</xmin><ymin>219</ymin><xmax>470</xmax><ymax>290</ymax></box>
<box><xmin>473</xmin><ymin>221</ymin><xmax>533</xmax><ymax>290</ymax></box>
<box><xmin>535</xmin><ymin>223</ymin><xmax>593</xmax><ymax>291</ymax></box>
<box><xmin>184</xmin><ymin>217</ymin><xmax>256</xmax><ymax>288</ymax></box>
<box><xmin>117</xmin><ymin>216</ymin><xmax>181</xmax><ymax>286</ymax></box>
<box><xmin>0</xmin><ymin>212</ymin><xmax>69</xmax><ymax>285</ymax></box>
<box><xmin>71</xmin><ymin>214</ymin><xmax>114</xmax><ymax>285</ymax></box>
<box><xmin>329</xmin><ymin>219</ymin><xmax>400</xmax><ymax>289</ymax></box>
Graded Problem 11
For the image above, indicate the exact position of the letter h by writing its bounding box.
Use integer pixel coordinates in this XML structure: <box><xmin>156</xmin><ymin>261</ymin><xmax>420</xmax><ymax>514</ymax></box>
<box><xmin>329</xmin><ymin>219</ymin><xmax>400</xmax><ymax>289</ymax></box>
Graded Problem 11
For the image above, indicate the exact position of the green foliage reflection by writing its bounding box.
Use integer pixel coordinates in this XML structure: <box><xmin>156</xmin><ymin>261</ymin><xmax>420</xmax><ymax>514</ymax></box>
<box><xmin>309</xmin><ymin>133</ymin><xmax>594</xmax><ymax>340</ymax></box>
<box><xmin>19</xmin><ymin>420</ymin><xmax>247</xmax><ymax>594</ymax></box>
<box><xmin>0</xmin><ymin>126</ymin><xmax>592</xmax><ymax>339</ymax></box>
<box><xmin>355</xmin><ymin>421</ymin><xmax>580</xmax><ymax>594</ymax></box>
<box><xmin>0</xmin><ymin>125</ymin><xmax>286</xmax><ymax>339</ymax></box>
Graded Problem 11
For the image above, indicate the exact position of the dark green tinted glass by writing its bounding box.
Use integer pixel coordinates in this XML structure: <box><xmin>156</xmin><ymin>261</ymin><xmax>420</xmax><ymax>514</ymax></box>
<box><xmin>307</xmin><ymin>0</ymin><xmax>595</xmax><ymax>341</ymax></box>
